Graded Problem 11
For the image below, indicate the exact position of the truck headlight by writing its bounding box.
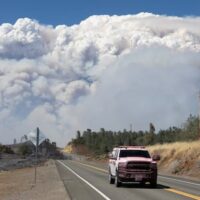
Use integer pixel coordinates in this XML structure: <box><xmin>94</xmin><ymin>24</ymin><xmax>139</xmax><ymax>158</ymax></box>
<box><xmin>118</xmin><ymin>162</ymin><xmax>126</xmax><ymax>168</ymax></box>
<box><xmin>150</xmin><ymin>163</ymin><xmax>157</xmax><ymax>170</ymax></box>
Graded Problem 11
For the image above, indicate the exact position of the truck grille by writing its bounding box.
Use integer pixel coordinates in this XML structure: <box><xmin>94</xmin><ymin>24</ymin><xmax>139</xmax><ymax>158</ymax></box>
<box><xmin>127</xmin><ymin>162</ymin><xmax>150</xmax><ymax>170</ymax></box>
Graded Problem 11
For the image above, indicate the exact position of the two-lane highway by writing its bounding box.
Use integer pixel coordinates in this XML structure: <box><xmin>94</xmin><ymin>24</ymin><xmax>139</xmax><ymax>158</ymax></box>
<box><xmin>56</xmin><ymin>160</ymin><xmax>200</xmax><ymax>200</ymax></box>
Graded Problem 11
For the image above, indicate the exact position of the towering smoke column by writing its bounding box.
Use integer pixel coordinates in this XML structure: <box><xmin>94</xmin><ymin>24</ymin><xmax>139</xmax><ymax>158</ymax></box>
<box><xmin>0</xmin><ymin>13</ymin><xmax>200</xmax><ymax>146</ymax></box>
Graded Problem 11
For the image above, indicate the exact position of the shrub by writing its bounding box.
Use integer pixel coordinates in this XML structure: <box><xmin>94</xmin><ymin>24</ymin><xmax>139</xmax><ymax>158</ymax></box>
<box><xmin>18</xmin><ymin>144</ymin><xmax>32</xmax><ymax>156</ymax></box>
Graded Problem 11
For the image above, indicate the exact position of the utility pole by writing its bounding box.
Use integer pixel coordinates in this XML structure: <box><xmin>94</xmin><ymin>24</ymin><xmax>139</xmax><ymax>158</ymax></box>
<box><xmin>130</xmin><ymin>124</ymin><xmax>133</xmax><ymax>132</ymax></box>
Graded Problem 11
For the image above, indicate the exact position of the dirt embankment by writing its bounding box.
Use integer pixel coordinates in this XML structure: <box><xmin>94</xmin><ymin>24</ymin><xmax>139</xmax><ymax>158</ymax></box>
<box><xmin>148</xmin><ymin>141</ymin><xmax>200</xmax><ymax>180</ymax></box>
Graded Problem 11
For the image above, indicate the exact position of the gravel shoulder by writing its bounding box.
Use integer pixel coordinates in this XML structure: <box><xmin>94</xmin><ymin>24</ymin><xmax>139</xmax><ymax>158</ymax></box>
<box><xmin>0</xmin><ymin>159</ymin><xmax>70</xmax><ymax>200</ymax></box>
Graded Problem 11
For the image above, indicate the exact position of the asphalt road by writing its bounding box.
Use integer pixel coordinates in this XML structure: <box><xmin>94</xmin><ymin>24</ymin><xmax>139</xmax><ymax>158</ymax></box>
<box><xmin>56</xmin><ymin>160</ymin><xmax>200</xmax><ymax>200</ymax></box>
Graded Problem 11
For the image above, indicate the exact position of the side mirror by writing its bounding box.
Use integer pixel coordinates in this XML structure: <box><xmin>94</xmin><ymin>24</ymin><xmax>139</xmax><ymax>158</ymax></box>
<box><xmin>108</xmin><ymin>152</ymin><xmax>112</xmax><ymax>159</ymax></box>
<box><xmin>108</xmin><ymin>152</ymin><xmax>116</xmax><ymax>160</ymax></box>
<box><xmin>152</xmin><ymin>154</ymin><xmax>160</xmax><ymax>161</ymax></box>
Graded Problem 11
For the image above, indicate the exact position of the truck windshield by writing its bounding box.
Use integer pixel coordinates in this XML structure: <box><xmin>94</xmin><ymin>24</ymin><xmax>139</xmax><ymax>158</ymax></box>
<box><xmin>119</xmin><ymin>150</ymin><xmax>150</xmax><ymax>158</ymax></box>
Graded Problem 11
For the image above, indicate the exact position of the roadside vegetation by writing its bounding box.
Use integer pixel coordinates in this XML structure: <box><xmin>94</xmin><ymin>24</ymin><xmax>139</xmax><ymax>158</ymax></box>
<box><xmin>66</xmin><ymin>115</ymin><xmax>200</xmax><ymax>179</ymax></box>
<box><xmin>68</xmin><ymin>115</ymin><xmax>199</xmax><ymax>155</ymax></box>
<box><xmin>17</xmin><ymin>143</ymin><xmax>33</xmax><ymax>156</ymax></box>
<box><xmin>0</xmin><ymin>145</ymin><xmax>14</xmax><ymax>154</ymax></box>
<box><xmin>148</xmin><ymin>141</ymin><xmax>200</xmax><ymax>179</ymax></box>
<box><xmin>0</xmin><ymin>139</ymin><xmax>64</xmax><ymax>171</ymax></box>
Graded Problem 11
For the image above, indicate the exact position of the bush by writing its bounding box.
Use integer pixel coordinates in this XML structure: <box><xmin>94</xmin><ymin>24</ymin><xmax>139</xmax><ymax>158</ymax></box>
<box><xmin>0</xmin><ymin>145</ymin><xmax>14</xmax><ymax>154</ymax></box>
<box><xmin>18</xmin><ymin>144</ymin><xmax>32</xmax><ymax>156</ymax></box>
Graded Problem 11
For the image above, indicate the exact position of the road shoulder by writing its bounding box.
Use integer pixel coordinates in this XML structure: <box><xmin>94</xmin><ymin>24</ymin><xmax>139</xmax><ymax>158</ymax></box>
<box><xmin>0</xmin><ymin>159</ymin><xmax>70</xmax><ymax>200</ymax></box>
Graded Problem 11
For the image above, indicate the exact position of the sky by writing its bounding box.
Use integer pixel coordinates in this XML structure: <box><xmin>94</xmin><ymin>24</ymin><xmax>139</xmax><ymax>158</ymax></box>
<box><xmin>0</xmin><ymin>1</ymin><xmax>200</xmax><ymax>147</ymax></box>
<box><xmin>0</xmin><ymin>0</ymin><xmax>200</xmax><ymax>25</ymax></box>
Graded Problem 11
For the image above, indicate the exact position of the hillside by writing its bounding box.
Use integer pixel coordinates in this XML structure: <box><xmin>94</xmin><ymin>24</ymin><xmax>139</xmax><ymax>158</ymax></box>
<box><xmin>147</xmin><ymin>141</ymin><xmax>200</xmax><ymax>180</ymax></box>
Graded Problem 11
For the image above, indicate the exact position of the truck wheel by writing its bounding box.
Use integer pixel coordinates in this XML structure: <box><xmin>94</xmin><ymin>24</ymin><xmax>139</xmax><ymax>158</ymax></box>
<box><xmin>139</xmin><ymin>181</ymin><xmax>145</xmax><ymax>187</ymax></box>
<box><xmin>109</xmin><ymin>169</ymin><xmax>115</xmax><ymax>184</ymax></box>
<box><xmin>150</xmin><ymin>179</ymin><xmax>157</xmax><ymax>188</ymax></box>
<box><xmin>115</xmin><ymin>171</ymin><xmax>121</xmax><ymax>187</ymax></box>
<box><xmin>109</xmin><ymin>174</ymin><xmax>115</xmax><ymax>184</ymax></box>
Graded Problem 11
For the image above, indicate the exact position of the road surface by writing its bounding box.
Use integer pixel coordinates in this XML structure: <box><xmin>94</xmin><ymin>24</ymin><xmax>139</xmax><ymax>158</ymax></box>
<box><xmin>56</xmin><ymin>160</ymin><xmax>200</xmax><ymax>200</ymax></box>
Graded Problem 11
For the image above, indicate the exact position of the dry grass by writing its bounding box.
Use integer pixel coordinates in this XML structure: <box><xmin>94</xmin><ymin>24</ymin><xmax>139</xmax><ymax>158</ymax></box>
<box><xmin>147</xmin><ymin>141</ymin><xmax>200</xmax><ymax>179</ymax></box>
<box><xmin>64</xmin><ymin>144</ymin><xmax>91</xmax><ymax>155</ymax></box>
<box><xmin>63</xmin><ymin>144</ymin><xmax>73</xmax><ymax>153</ymax></box>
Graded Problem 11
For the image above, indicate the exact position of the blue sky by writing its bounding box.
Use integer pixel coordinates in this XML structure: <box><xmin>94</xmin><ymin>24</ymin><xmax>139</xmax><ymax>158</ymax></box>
<box><xmin>0</xmin><ymin>0</ymin><xmax>200</xmax><ymax>26</ymax></box>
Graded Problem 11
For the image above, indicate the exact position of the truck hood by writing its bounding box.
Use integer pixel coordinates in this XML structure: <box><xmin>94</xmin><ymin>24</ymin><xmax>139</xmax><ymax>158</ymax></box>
<box><xmin>118</xmin><ymin>157</ymin><xmax>152</xmax><ymax>163</ymax></box>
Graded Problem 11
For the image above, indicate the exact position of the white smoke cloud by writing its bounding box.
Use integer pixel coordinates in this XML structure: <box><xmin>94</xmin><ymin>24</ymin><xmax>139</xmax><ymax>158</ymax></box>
<box><xmin>0</xmin><ymin>13</ymin><xmax>200</xmax><ymax>146</ymax></box>
<box><xmin>0</xmin><ymin>18</ymin><xmax>55</xmax><ymax>59</ymax></box>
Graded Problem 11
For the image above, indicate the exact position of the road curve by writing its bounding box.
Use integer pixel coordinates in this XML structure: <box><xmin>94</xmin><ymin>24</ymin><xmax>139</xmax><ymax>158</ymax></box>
<box><xmin>56</xmin><ymin>160</ymin><xmax>200</xmax><ymax>200</ymax></box>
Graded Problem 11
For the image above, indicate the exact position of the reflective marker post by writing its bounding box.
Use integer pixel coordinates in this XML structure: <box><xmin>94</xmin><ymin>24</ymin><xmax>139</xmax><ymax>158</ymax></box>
<box><xmin>34</xmin><ymin>127</ymin><xmax>39</xmax><ymax>185</ymax></box>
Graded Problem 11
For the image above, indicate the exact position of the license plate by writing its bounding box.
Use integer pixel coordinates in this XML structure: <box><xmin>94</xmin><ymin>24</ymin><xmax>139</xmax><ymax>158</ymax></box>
<box><xmin>135</xmin><ymin>175</ymin><xmax>143</xmax><ymax>181</ymax></box>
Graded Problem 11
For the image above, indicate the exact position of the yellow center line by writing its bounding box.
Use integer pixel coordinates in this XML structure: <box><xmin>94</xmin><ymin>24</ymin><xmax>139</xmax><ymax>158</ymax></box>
<box><xmin>165</xmin><ymin>189</ymin><xmax>200</xmax><ymax>200</ymax></box>
<box><xmin>69</xmin><ymin>160</ymin><xmax>200</xmax><ymax>200</ymax></box>
<box><xmin>70</xmin><ymin>160</ymin><xmax>107</xmax><ymax>173</ymax></box>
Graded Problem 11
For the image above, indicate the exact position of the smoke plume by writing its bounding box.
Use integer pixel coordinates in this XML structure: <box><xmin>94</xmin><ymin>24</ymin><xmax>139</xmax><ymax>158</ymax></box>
<box><xmin>0</xmin><ymin>13</ymin><xmax>200</xmax><ymax>146</ymax></box>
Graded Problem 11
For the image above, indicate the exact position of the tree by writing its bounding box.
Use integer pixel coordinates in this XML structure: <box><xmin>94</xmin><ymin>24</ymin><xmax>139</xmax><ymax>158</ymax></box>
<box><xmin>18</xmin><ymin>143</ymin><xmax>32</xmax><ymax>156</ymax></box>
<box><xmin>182</xmin><ymin>115</ymin><xmax>199</xmax><ymax>140</ymax></box>
<box><xmin>21</xmin><ymin>134</ymin><xmax>28</xmax><ymax>143</ymax></box>
<box><xmin>143</xmin><ymin>123</ymin><xmax>156</xmax><ymax>145</ymax></box>
<box><xmin>69</xmin><ymin>115</ymin><xmax>199</xmax><ymax>155</ymax></box>
<box><xmin>76</xmin><ymin>131</ymin><xmax>81</xmax><ymax>139</ymax></box>
<box><xmin>149</xmin><ymin>123</ymin><xmax>155</xmax><ymax>134</ymax></box>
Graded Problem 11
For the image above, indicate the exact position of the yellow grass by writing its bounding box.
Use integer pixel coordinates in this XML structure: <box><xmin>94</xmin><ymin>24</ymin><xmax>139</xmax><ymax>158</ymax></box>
<box><xmin>147</xmin><ymin>141</ymin><xmax>200</xmax><ymax>178</ymax></box>
<box><xmin>63</xmin><ymin>144</ymin><xmax>73</xmax><ymax>153</ymax></box>
<box><xmin>148</xmin><ymin>141</ymin><xmax>200</xmax><ymax>159</ymax></box>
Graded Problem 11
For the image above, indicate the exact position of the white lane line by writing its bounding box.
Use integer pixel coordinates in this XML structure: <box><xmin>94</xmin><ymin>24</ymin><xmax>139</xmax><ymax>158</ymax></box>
<box><xmin>159</xmin><ymin>175</ymin><xmax>200</xmax><ymax>186</ymax></box>
<box><xmin>57</xmin><ymin>160</ymin><xmax>111</xmax><ymax>200</ymax></box>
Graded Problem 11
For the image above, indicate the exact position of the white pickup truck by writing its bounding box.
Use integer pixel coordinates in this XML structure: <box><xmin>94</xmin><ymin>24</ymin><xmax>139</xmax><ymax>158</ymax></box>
<box><xmin>108</xmin><ymin>146</ymin><xmax>160</xmax><ymax>187</ymax></box>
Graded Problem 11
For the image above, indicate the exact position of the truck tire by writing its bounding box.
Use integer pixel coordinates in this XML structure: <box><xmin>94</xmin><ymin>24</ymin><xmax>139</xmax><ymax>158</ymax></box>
<box><xmin>115</xmin><ymin>171</ymin><xmax>121</xmax><ymax>187</ymax></box>
<box><xmin>150</xmin><ymin>179</ymin><xmax>157</xmax><ymax>188</ymax></box>
<box><xmin>139</xmin><ymin>181</ymin><xmax>146</xmax><ymax>187</ymax></box>
<box><xmin>109</xmin><ymin>168</ymin><xmax>115</xmax><ymax>184</ymax></box>
<box><xmin>109</xmin><ymin>174</ymin><xmax>115</xmax><ymax>184</ymax></box>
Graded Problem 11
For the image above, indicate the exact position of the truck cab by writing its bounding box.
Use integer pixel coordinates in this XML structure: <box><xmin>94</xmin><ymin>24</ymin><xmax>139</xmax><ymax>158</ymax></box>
<box><xmin>108</xmin><ymin>146</ymin><xmax>160</xmax><ymax>187</ymax></box>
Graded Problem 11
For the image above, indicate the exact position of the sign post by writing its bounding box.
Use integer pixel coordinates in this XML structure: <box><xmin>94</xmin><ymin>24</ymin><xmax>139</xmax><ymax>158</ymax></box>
<box><xmin>28</xmin><ymin>128</ymin><xmax>46</xmax><ymax>185</ymax></box>
<box><xmin>34</xmin><ymin>127</ymin><xmax>39</xmax><ymax>185</ymax></box>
